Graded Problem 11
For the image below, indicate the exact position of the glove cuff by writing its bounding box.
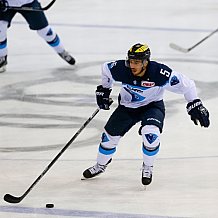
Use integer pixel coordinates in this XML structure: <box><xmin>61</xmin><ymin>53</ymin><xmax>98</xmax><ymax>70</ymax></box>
<box><xmin>186</xmin><ymin>99</ymin><xmax>202</xmax><ymax>113</ymax></box>
<box><xmin>96</xmin><ymin>85</ymin><xmax>112</xmax><ymax>95</ymax></box>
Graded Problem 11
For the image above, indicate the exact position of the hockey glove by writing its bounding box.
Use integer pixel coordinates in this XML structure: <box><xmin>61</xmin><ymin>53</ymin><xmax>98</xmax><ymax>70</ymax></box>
<box><xmin>96</xmin><ymin>85</ymin><xmax>112</xmax><ymax>110</ymax></box>
<box><xmin>0</xmin><ymin>0</ymin><xmax>8</xmax><ymax>12</ymax></box>
<box><xmin>186</xmin><ymin>99</ymin><xmax>210</xmax><ymax>127</ymax></box>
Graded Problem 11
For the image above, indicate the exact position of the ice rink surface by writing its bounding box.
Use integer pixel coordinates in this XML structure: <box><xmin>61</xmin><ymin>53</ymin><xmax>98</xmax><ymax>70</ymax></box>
<box><xmin>0</xmin><ymin>0</ymin><xmax>218</xmax><ymax>217</ymax></box>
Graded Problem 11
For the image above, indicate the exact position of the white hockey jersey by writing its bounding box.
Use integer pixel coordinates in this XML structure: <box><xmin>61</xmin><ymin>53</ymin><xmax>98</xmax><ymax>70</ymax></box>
<box><xmin>6</xmin><ymin>0</ymin><xmax>36</xmax><ymax>7</ymax></box>
<box><xmin>101</xmin><ymin>60</ymin><xmax>198</xmax><ymax>108</ymax></box>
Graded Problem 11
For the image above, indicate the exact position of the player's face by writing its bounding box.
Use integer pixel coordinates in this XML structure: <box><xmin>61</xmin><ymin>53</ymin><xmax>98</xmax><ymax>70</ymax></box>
<box><xmin>129</xmin><ymin>59</ymin><xmax>145</xmax><ymax>76</ymax></box>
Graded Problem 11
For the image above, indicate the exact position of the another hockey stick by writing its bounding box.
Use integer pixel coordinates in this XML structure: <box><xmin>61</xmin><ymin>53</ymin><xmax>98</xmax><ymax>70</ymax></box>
<box><xmin>3</xmin><ymin>107</ymin><xmax>100</xmax><ymax>204</ymax></box>
<box><xmin>5</xmin><ymin>0</ymin><xmax>56</xmax><ymax>12</ymax></box>
<box><xmin>169</xmin><ymin>28</ymin><xmax>218</xmax><ymax>53</ymax></box>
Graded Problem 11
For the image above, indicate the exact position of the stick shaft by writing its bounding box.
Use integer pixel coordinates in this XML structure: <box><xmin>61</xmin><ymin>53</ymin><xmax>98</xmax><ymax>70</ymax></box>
<box><xmin>188</xmin><ymin>28</ymin><xmax>218</xmax><ymax>51</ymax></box>
<box><xmin>170</xmin><ymin>28</ymin><xmax>218</xmax><ymax>53</ymax></box>
<box><xmin>4</xmin><ymin>108</ymin><xmax>100</xmax><ymax>203</ymax></box>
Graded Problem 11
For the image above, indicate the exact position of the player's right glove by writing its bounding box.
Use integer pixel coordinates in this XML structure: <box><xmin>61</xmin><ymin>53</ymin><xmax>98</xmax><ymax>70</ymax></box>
<box><xmin>96</xmin><ymin>85</ymin><xmax>112</xmax><ymax>110</ymax></box>
<box><xmin>0</xmin><ymin>0</ymin><xmax>8</xmax><ymax>12</ymax></box>
<box><xmin>186</xmin><ymin>99</ymin><xmax>210</xmax><ymax>127</ymax></box>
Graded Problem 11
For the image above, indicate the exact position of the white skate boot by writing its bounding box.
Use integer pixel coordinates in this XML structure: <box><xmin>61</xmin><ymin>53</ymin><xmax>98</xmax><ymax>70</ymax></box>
<box><xmin>58</xmin><ymin>50</ymin><xmax>75</xmax><ymax>65</ymax></box>
<box><xmin>82</xmin><ymin>159</ymin><xmax>112</xmax><ymax>179</ymax></box>
<box><xmin>141</xmin><ymin>163</ymin><xmax>153</xmax><ymax>186</ymax></box>
<box><xmin>0</xmin><ymin>56</ymin><xmax>7</xmax><ymax>73</ymax></box>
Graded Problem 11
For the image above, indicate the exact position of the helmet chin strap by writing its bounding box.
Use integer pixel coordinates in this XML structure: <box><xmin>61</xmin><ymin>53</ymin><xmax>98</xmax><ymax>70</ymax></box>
<box><xmin>135</xmin><ymin>65</ymin><xmax>146</xmax><ymax>77</ymax></box>
<box><xmin>141</xmin><ymin>64</ymin><xmax>145</xmax><ymax>73</ymax></box>
<box><xmin>139</xmin><ymin>60</ymin><xmax>147</xmax><ymax>75</ymax></box>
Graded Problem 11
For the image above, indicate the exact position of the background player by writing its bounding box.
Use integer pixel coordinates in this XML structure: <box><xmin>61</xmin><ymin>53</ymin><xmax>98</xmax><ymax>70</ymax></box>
<box><xmin>0</xmin><ymin>0</ymin><xmax>75</xmax><ymax>72</ymax></box>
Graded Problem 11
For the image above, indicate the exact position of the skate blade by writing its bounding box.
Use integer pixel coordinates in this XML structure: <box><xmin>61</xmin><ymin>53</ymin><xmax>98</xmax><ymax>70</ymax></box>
<box><xmin>81</xmin><ymin>174</ymin><xmax>100</xmax><ymax>181</ymax></box>
<box><xmin>81</xmin><ymin>176</ymin><xmax>95</xmax><ymax>180</ymax></box>
<box><xmin>81</xmin><ymin>176</ymin><xmax>88</xmax><ymax>180</ymax></box>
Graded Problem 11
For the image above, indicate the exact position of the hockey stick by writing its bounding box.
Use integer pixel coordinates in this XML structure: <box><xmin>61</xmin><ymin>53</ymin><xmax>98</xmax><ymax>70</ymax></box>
<box><xmin>169</xmin><ymin>28</ymin><xmax>218</xmax><ymax>53</ymax></box>
<box><xmin>5</xmin><ymin>0</ymin><xmax>56</xmax><ymax>12</ymax></box>
<box><xmin>3</xmin><ymin>107</ymin><xmax>100</xmax><ymax>204</ymax></box>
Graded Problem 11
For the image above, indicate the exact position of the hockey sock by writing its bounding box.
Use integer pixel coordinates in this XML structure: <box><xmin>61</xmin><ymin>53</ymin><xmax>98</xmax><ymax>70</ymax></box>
<box><xmin>141</xmin><ymin>125</ymin><xmax>160</xmax><ymax>166</ymax></box>
<box><xmin>0</xmin><ymin>21</ymin><xmax>8</xmax><ymax>57</ymax></box>
<box><xmin>96</xmin><ymin>131</ymin><xmax>121</xmax><ymax>165</ymax></box>
<box><xmin>97</xmin><ymin>144</ymin><xmax>115</xmax><ymax>165</ymax></box>
<box><xmin>37</xmin><ymin>25</ymin><xmax>65</xmax><ymax>53</ymax></box>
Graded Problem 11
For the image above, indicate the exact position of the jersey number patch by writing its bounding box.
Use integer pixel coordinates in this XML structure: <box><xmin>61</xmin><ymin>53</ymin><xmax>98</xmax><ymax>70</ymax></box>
<box><xmin>160</xmin><ymin>69</ymin><xmax>170</xmax><ymax>77</ymax></box>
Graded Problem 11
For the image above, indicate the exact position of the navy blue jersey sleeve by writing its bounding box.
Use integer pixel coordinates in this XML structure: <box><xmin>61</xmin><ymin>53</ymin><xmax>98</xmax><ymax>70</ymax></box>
<box><xmin>107</xmin><ymin>60</ymin><xmax>132</xmax><ymax>82</ymax></box>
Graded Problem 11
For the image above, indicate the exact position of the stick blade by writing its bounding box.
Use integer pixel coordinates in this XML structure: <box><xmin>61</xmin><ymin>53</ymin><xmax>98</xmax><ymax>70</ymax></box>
<box><xmin>4</xmin><ymin>194</ymin><xmax>22</xmax><ymax>204</ymax></box>
<box><xmin>169</xmin><ymin>43</ymin><xmax>189</xmax><ymax>53</ymax></box>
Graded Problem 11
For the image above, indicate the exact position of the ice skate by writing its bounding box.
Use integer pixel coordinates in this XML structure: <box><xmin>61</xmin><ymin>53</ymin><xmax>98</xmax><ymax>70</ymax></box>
<box><xmin>82</xmin><ymin>159</ymin><xmax>112</xmax><ymax>180</ymax></box>
<box><xmin>58</xmin><ymin>50</ymin><xmax>75</xmax><ymax>65</ymax></box>
<box><xmin>0</xmin><ymin>56</ymin><xmax>7</xmax><ymax>73</ymax></box>
<box><xmin>141</xmin><ymin>163</ymin><xmax>153</xmax><ymax>186</ymax></box>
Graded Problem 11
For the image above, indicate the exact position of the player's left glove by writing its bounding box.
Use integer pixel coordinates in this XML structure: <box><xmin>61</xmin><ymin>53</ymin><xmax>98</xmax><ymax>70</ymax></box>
<box><xmin>0</xmin><ymin>0</ymin><xmax>8</xmax><ymax>12</ymax></box>
<box><xmin>186</xmin><ymin>99</ymin><xmax>210</xmax><ymax>127</ymax></box>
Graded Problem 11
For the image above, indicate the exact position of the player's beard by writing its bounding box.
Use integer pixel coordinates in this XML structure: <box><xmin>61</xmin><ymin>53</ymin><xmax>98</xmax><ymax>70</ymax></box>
<box><xmin>131</xmin><ymin>67</ymin><xmax>145</xmax><ymax>77</ymax></box>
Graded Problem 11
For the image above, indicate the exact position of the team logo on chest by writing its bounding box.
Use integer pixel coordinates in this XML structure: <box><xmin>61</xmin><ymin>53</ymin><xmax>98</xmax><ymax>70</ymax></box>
<box><xmin>141</xmin><ymin>81</ymin><xmax>155</xmax><ymax>87</ymax></box>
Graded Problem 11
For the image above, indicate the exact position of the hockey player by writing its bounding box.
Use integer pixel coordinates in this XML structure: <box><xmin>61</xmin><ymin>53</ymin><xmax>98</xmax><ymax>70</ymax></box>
<box><xmin>82</xmin><ymin>43</ymin><xmax>210</xmax><ymax>186</ymax></box>
<box><xmin>0</xmin><ymin>0</ymin><xmax>75</xmax><ymax>73</ymax></box>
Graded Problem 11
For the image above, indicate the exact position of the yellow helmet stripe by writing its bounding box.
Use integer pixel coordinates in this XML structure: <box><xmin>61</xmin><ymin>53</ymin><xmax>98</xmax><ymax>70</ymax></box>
<box><xmin>135</xmin><ymin>44</ymin><xmax>149</xmax><ymax>53</ymax></box>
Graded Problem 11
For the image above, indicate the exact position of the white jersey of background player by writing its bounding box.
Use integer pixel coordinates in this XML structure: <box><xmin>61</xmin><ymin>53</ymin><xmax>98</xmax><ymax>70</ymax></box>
<box><xmin>4</xmin><ymin>0</ymin><xmax>34</xmax><ymax>7</ymax></box>
<box><xmin>82</xmin><ymin>43</ymin><xmax>210</xmax><ymax>186</ymax></box>
<box><xmin>0</xmin><ymin>0</ymin><xmax>75</xmax><ymax>72</ymax></box>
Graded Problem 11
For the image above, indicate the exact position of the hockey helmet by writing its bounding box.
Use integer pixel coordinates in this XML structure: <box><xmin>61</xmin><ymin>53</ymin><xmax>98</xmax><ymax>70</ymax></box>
<box><xmin>127</xmin><ymin>43</ymin><xmax>151</xmax><ymax>61</ymax></box>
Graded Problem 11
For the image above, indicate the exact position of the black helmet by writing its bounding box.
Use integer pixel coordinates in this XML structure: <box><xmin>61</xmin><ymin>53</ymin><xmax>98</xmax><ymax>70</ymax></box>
<box><xmin>127</xmin><ymin>43</ymin><xmax>151</xmax><ymax>61</ymax></box>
